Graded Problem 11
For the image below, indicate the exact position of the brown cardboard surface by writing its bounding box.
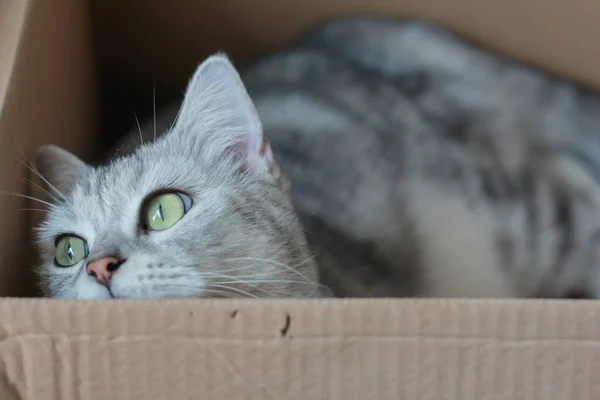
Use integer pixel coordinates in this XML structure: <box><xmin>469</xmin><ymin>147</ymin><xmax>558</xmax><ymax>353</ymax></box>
<box><xmin>0</xmin><ymin>0</ymin><xmax>97</xmax><ymax>296</ymax></box>
<box><xmin>94</xmin><ymin>0</ymin><xmax>600</xmax><ymax>92</ymax></box>
<box><xmin>0</xmin><ymin>298</ymin><xmax>598</xmax><ymax>400</ymax></box>
<box><xmin>1</xmin><ymin>0</ymin><xmax>600</xmax><ymax>399</ymax></box>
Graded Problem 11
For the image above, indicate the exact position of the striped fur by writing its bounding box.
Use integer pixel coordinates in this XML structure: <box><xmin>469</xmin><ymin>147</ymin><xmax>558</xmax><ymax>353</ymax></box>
<box><xmin>37</xmin><ymin>17</ymin><xmax>600</xmax><ymax>299</ymax></box>
<box><xmin>240</xmin><ymin>17</ymin><xmax>600</xmax><ymax>298</ymax></box>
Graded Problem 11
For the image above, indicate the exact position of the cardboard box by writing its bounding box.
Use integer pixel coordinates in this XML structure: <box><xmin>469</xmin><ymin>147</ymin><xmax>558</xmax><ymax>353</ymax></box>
<box><xmin>0</xmin><ymin>0</ymin><xmax>599</xmax><ymax>398</ymax></box>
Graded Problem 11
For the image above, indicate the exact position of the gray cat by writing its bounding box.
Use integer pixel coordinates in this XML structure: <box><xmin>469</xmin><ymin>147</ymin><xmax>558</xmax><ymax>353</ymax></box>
<box><xmin>35</xmin><ymin>17</ymin><xmax>600</xmax><ymax>299</ymax></box>
<box><xmin>34</xmin><ymin>55</ymin><xmax>325</xmax><ymax>299</ymax></box>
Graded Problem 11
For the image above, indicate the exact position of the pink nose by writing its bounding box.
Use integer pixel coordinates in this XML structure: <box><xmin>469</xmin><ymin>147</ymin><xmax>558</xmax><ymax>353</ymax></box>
<box><xmin>87</xmin><ymin>256</ymin><xmax>121</xmax><ymax>286</ymax></box>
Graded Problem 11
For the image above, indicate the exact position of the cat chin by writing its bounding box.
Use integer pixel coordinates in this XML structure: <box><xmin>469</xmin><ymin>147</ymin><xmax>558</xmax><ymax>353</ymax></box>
<box><xmin>108</xmin><ymin>285</ymin><xmax>205</xmax><ymax>299</ymax></box>
<box><xmin>68</xmin><ymin>273</ymin><xmax>209</xmax><ymax>299</ymax></box>
<box><xmin>62</xmin><ymin>274</ymin><xmax>113</xmax><ymax>299</ymax></box>
<box><xmin>71</xmin><ymin>286</ymin><xmax>114</xmax><ymax>300</ymax></box>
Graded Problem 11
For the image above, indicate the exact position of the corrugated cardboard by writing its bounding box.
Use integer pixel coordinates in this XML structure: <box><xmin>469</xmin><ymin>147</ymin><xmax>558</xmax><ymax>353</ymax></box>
<box><xmin>0</xmin><ymin>298</ymin><xmax>599</xmax><ymax>399</ymax></box>
<box><xmin>0</xmin><ymin>0</ymin><xmax>599</xmax><ymax>399</ymax></box>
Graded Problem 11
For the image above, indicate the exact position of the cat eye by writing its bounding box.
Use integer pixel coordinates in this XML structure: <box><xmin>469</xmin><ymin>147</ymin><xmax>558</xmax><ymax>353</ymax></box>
<box><xmin>54</xmin><ymin>235</ymin><xmax>88</xmax><ymax>267</ymax></box>
<box><xmin>144</xmin><ymin>192</ymin><xmax>192</xmax><ymax>231</ymax></box>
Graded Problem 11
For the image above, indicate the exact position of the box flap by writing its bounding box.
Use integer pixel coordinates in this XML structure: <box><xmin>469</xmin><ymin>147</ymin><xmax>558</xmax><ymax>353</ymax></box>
<box><xmin>0</xmin><ymin>299</ymin><xmax>598</xmax><ymax>399</ymax></box>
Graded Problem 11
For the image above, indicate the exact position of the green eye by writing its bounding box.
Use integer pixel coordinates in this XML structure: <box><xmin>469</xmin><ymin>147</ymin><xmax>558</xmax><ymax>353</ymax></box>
<box><xmin>54</xmin><ymin>235</ymin><xmax>88</xmax><ymax>267</ymax></box>
<box><xmin>144</xmin><ymin>192</ymin><xmax>191</xmax><ymax>231</ymax></box>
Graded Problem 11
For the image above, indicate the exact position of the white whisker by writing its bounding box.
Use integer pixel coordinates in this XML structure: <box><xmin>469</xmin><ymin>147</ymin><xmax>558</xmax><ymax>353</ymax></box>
<box><xmin>200</xmin><ymin>270</ymin><xmax>322</xmax><ymax>288</ymax></box>
<box><xmin>0</xmin><ymin>191</ymin><xmax>53</xmax><ymax>208</ymax></box>
<box><xmin>25</xmin><ymin>179</ymin><xmax>59</xmax><ymax>204</ymax></box>
<box><xmin>7</xmin><ymin>138</ymin><xmax>64</xmax><ymax>201</ymax></box>
<box><xmin>152</xmin><ymin>80</ymin><xmax>157</xmax><ymax>142</ymax></box>
<box><xmin>21</xmin><ymin>159</ymin><xmax>65</xmax><ymax>200</ymax></box>
<box><xmin>199</xmin><ymin>268</ymin><xmax>322</xmax><ymax>296</ymax></box>
<box><xmin>208</xmin><ymin>278</ymin><xmax>274</xmax><ymax>296</ymax></box>
<box><xmin>134</xmin><ymin>112</ymin><xmax>143</xmax><ymax>145</ymax></box>
<box><xmin>208</xmin><ymin>263</ymin><xmax>268</xmax><ymax>275</ymax></box>
<box><xmin>216</xmin><ymin>259</ymin><xmax>309</xmax><ymax>277</ymax></box>
<box><xmin>201</xmin><ymin>289</ymin><xmax>245</xmax><ymax>298</ymax></box>
<box><xmin>113</xmin><ymin>145</ymin><xmax>123</xmax><ymax>157</ymax></box>
<box><xmin>225</xmin><ymin>257</ymin><xmax>317</xmax><ymax>284</ymax></box>
<box><xmin>153</xmin><ymin>284</ymin><xmax>245</xmax><ymax>298</ymax></box>
<box><xmin>211</xmin><ymin>279</ymin><xmax>322</xmax><ymax>287</ymax></box>
<box><xmin>168</xmin><ymin>102</ymin><xmax>183</xmax><ymax>132</ymax></box>
<box><xmin>207</xmin><ymin>284</ymin><xmax>259</xmax><ymax>298</ymax></box>
<box><xmin>210</xmin><ymin>279</ymin><xmax>320</xmax><ymax>297</ymax></box>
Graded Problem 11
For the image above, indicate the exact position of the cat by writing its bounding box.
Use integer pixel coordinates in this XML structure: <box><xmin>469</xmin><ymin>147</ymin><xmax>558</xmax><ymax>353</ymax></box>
<box><xmin>35</xmin><ymin>16</ymin><xmax>600</xmax><ymax>299</ymax></box>
<box><xmin>238</xmin><ymin>17</ymin><xmax>600</xmax><ymax>299</ymax></box>
<box><xmin>34</xmin><ymin>55</ymin><xmax>326</xmax><ymax>299</ymax></box>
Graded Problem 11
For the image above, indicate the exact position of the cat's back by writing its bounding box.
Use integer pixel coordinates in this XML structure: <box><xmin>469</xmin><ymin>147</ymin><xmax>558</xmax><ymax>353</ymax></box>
<box><xmin>242</xmin><ymin>18</ymin><xmax>600</xmax><ymax>299</ymax></box>
<box><xmin>243</xmin><ymin>48</ymin><xmax>435</xmax><ymax>234</ymax></box>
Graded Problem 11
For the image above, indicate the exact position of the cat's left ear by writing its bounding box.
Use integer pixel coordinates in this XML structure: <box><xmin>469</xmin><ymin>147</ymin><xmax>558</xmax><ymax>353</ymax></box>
<box><xmin>35</xmin><ymin>145</ymin><xmax>89</xmax><ymax>197</ymax></box>
<box><xmin>173</xmin><ymin>53</ymin><xmax>276</xmax><ymax>176</ymax></box>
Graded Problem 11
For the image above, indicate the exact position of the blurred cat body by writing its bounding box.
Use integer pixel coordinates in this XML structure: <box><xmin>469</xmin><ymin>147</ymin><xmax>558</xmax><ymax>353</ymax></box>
<box><xmin>36</xmin><ymin>17</ymin><xmax>600</xmax><ymax>299</ymax></box>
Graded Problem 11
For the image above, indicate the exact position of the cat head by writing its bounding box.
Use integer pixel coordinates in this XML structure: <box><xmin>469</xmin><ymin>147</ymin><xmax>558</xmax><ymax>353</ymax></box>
<box><xmin>34</xmin><ymin>54</ymin><xmax>324</xmax><ymax>299</ymax></box>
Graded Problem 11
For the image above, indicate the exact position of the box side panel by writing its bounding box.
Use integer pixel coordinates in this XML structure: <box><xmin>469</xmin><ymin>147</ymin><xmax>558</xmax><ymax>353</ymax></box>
<box><xmin>0</xmin><ymin>0</ymin><xmax>97</xmax><ymax>296</ymax></box>
<box><xmin>93</xmin><ymin>0</ymin><xmax>600</xmax><ymax>92</ymax></box>
<box><xmin>0</xmin><ymin>299</ymin><xmax>597</xmax><ymax>399</ymax></box>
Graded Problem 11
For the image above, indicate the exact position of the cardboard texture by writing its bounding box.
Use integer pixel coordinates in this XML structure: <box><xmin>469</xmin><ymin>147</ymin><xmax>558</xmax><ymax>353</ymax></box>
<box><xmin>0</xmin><ymin>299</ymin><xmax>599</xmax><ymax>399</ymax></box>
<box><xmin>0</xmin><ymin>0</ymin><xmax>599</xmax><ymax>399</ymax></box>
<box><xmin>0</xmin><ymin>0</ymin><xmax>96</xmax><ymax>297</ymax></box>
<box><xmin>92</xmin><ymin>0</ymin><xmax>600</xmax><ymax>91</ymax></box>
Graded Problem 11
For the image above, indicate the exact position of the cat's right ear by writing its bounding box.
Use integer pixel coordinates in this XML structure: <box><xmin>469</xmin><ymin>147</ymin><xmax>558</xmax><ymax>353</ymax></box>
<box><xmin>36</xmin><ymin>145</ymin><xmax>88</xmax><ymax>197</ymax></box>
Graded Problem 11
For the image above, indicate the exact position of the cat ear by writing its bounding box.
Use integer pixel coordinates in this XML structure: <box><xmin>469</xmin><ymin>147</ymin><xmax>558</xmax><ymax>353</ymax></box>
<box><xmin>36</xmin><ymin>145</ymin><xmax>88</xmax><ymax>196</ymax></box>
<box><xmin>173</xmin><ymin>53</ymin><xmax>275</xmax><ymax>176</ymax></box>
